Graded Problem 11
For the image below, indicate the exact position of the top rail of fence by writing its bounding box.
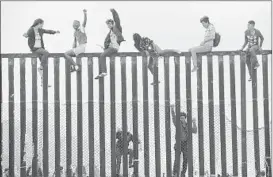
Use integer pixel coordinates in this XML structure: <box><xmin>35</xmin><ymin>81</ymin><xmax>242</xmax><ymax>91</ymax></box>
<box><xmin>1</xmin><ymin>50</ymin><xmax>272</xmax><ymax>58</ymax></box>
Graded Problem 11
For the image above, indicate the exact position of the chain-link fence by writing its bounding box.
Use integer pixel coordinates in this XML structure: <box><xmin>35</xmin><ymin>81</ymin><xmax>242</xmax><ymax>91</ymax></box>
<box><xmin>1</xmin><ymin>101</ymin><xmax>271</xmax><ymax>177</ymax></box>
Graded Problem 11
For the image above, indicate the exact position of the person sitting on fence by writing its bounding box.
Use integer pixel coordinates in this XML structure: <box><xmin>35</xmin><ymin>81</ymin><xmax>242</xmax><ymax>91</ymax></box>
<box><xmin>133</xmin><ymin>33</ymin><xmax>181</xmax><ymax>85</ymax></box>
<box><xmin>116</xmin><ymin>130</ymin><xmax>140</xmax><ymax>177</ymax></box>
<box><xmin>239</xmin><ymin>20</ymin><xmax>264</xmax><ymax>82</ymax></box>
<box><xmin>95</xmin><ymin>8</ymin><xmax>125</xmax><ymax>79</ymax></box>
<box><xmin>23</xmin><ymin>18</ymin><xmax>60</xmax><ymax>87</ymax></box>
<box><xmin>63</xmin><ymin>9</ymin><xmax>87</xmax><ymax>72</ymax></box>
<box><xmin>170</xmin><ymin>104</ymin><xmax>197</xmax><ymax>177</ymax></box>
<box><xmin>189</xmin><ymin>16</ymin><xmax>216</xmax><ymax>72</ymax></box>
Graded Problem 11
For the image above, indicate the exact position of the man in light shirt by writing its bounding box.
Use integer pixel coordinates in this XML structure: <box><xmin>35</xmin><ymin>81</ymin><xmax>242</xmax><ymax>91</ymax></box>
<box><xmin>189</xmin><ymin>16</ymin><xmax>215</xmax><ymax>72</ymax></box>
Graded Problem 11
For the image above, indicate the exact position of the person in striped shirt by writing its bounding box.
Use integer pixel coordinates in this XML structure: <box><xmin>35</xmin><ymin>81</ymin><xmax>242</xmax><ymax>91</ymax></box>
<box><xmin>240</xmin><ymin>20</ymin><xmax>264</xmax><ymax>81</ymax></box>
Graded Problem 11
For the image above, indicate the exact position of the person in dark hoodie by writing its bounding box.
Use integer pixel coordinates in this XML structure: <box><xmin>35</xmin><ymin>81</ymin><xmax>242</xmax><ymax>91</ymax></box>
<box><xmin>133</xmin><ymin>33</ymin><xmax>180</xmax><ymax>85</ymax></box>
<box><xmin>23</xmin><ymin>18</ymin><xmax>60</xmax><ymax>86</ymax></box>
<box><xmin>95</xmin><ymin>8</ymin><xmax>125</xmax><ymax>79</ymax></box>
<box><xmin>171</xmin><ymin>104</ymin><xmax>197</xmax><ymax>177</ymax></box>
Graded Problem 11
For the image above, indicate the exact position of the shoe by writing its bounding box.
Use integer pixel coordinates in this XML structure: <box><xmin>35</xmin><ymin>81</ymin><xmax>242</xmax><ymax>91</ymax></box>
<box><xmin>95</xmin><ymin>73</ymin><xmax>107</xmax><ymax>79</ymax></box>
<box><xmin>150</xmin><ymin>81</ymin><xmax>160</xmax><ymax>85</ymax></box>
<box><xmin>248</xmin><ymin>77</ymin><xmax>252</xmax><ymax>82</ymax></box>
<box><xmin>74</xmin><ymin>65</ymin><xmax>81</xmax><ymax>72</ymax></box>
<box><xmin>254</xmin><ymin>63</ymin><xmax>260</xmax><ymax>69</ymax></box>
<box><xmin>191</xmin><ymin>66</ymin><xmax>198</xmax><ymax>72</ymax></box>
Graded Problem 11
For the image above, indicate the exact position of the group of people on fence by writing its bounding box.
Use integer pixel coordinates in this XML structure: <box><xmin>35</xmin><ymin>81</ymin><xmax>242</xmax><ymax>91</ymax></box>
<box><xmin>23</xmin><ymin>9</ymin><xmax>265</xmax><ymax>87</ymax></box>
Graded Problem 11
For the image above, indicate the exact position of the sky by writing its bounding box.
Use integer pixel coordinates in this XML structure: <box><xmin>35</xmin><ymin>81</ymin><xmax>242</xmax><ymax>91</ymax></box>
<box><xmin>1</xmin><ymin>1</ymin><xmax>272</xmax><ymax>176</ymax></box>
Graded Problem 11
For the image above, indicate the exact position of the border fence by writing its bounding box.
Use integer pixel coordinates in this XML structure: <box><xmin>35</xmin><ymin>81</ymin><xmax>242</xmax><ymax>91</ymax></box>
<box><xmin>1</xmin><ymin>50</ymin><xmax>272</xmax><ymax>177</ymax></box>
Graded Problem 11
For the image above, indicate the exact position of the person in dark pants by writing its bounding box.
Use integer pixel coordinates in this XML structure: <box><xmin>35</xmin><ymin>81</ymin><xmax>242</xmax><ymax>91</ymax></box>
<box><xmin>240</xmin><ymin>20</ymin><xmax>264</xmax><ymax>82</ymax></box>
<box><xmin>95</xmin><ymin>8</ymin><xmax>125</xmax><ymax>79</ymax></box>
<box><xmin>23</xmin><ymin>18</ymin><xmax>60</xmax><ymax>87</ymax></box>
<box><xmin>116</xmin><ymin>130</ymin><xmax>140</xmax><ymax>177</ymax></box>
<box><xmin>133</xmin><ymin>33</ymin><xmax>180</xmax><ymax>85</ymax></box>
<box><xmin>171</xmin><ymin>104</ymin><xmax>197</xmax><ymax>177</ymax></box>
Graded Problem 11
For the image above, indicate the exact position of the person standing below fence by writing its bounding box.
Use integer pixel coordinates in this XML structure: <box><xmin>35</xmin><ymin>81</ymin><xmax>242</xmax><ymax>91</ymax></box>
<box><xmin>189</xmin><ymin>16</ymin><xmax>216</xmax><ymax>72</ymax></box>
<box><xmin>116</xmin><ymin>130</ymin><xmax>140</xmax><ymax>177</ymax></box>
<box><xmin>23</xmin><ymin>18</ymin><xmax>60</xmax><ymax>87</ymax></box>
<box><xmin>63</xmin><ymin>9</ymin><xmax>87</xmax><ymax>72</ymax></box>
<box><xmin>171</xmin><ymin>104</ymin><xmax>197</xmax><ymax>177</ymax></box>
<box><xmin>239</xmin><ymin>20</ymin><xmax>264</xmax><ymax>82</ymax></box>
<box><xmin>95</xmin><ymin>8</ymin><xmax>125</xmax><ymax>79</ymax></box>
<box><xmin>133</xmin><ymin>33</ymin><xmax>181</xmax><ymax>85</ymax></box>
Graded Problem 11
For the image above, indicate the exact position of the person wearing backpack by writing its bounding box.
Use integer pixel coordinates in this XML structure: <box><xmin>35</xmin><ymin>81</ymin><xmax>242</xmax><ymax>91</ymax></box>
<box><xmin>189</xmin><ymin>16</ymin><xmax>219</xmax><ymax>72</ymax></box>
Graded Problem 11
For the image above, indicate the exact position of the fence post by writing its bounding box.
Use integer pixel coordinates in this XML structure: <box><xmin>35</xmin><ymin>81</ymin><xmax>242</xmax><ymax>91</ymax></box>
<box><xmin>88</xmin><ymin>57</ymin><xmax>95</xmax><ymax>177</ymax></box>
<box><xmin>142</xmin><ymin>56</ymin><xmax>150</xmax><ymax>177</ymax></box>
<box><xmin>8</xmin><ymin>57</ymin><xmax>15</xmax><ymax>177</ymax></box>
<box><xmin>20</xmin><ymin>57</ymin><xmax>27</xmax><ymax>177</ymax></box>
<box><xmin>262</xmin><ymin>54</ymin><xmax>272</xmax><ymax>177</ymax></box>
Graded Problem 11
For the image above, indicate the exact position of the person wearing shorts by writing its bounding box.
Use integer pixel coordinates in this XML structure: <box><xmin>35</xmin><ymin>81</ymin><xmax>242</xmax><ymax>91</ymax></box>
<box><xmin>64</xmin><ymin>9</ymin><xmax>87</xmax><ymax>72</ymax></box>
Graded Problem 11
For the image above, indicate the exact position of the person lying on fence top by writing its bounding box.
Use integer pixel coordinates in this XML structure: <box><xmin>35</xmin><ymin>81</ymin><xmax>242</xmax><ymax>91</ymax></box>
<box><xmin>116</xmin><ymin>130</ymin><xmax>141</xmax><ymax>176</ymax></box>
<box><xmin>95</xmin><ymin>8</ymin><xmax>125</xmax><ymax>79</ymax></box>
<box><xmin>189</xmin><ymin>16</ymin><xmax>216</xmax><ymax>72</ymax></box>
<box><xmin>239</xmin><ymin>20</ymin><xmax>264</xmax><ymax>82</ymax></box>
<box><xmin>133</xmin><ymin>33</ymin><xmax>180</xmax><ymax>85</ymax></box>
<box><xmin>170</xmin><ymin>104</ymin><xmax>197</xmax><ymax>177</ymax></box>
<box><xmin>23</xmin><ymin>18</ymin><xmax>60</xmax><ymax>72</ymax></box>
<box><xmin>64</xmin><ymin>9</ymin><xmax>87</xmax><ymax>72</ymax></box>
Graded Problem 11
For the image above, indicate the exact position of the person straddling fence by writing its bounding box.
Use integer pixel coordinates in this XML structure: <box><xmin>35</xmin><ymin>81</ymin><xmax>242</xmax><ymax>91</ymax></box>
<box><xmin>95</xmin><ymin>8</ymin><xmax>125</xmax><ymax>79</ymax></box>
<box><xmin>239</xmin><ymin>20</ymin><xmax>264</xmax><ymax>82</ymax></box>
<box><xmin>23</xmin><ymin>18</ymin><xmax>60</xmax><ymax>87</ymax></box>
<box><xmin>64</xmin><ymin>9</ymin><xmax>87</xmax><ymax>72</ymax></box>
<box><xmin>189</xmin><ymin>16</ymin><xmax>217</xmax><ymax>72</ymax></box>
<box><xmin>116</xmin><ymin>130</ymin><xmax>140</xmax><ymax>177</ymax></box>
<box><xmin>170</xmin><ymin>104</ymin><xmax>197</xmax><ymax>177</ymax></box>
<box><xmin>133</xmin><ymin>33</ymin><xmax>180</xmax><ymax>85</ymax></box>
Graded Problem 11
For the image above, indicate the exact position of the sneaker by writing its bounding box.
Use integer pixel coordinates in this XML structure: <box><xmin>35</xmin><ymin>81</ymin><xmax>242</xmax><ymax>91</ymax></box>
<box><xmin>70</xmin><ymin>65</ymin><xmax>76</xmax><ymax>72</ymax></box>
<box><xmin>95</xmin><ymin>73</ymin><xmax>107</xmax><ymax>79</ymax></box>
<box><xmin>191</xmin><ymin>66</ymin><xmax>199</xmax><ymax>72</ymax></box>
<box><xmin>248</xmin><ymin>77</ymin><xmax>252</xmax><ymax>82</ymax></box>
<box><xmin>254</xmin><ymin>63</ymin><xmax>260</xmax><ymax>69</ymax></box>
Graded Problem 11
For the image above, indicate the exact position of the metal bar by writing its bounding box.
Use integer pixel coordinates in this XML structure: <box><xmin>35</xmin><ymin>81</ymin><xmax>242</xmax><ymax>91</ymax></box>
<box><xmin>207</xmin><ymin>54</ymin><xmax>215</xmax><ymax>175</ymax></box>
<box><xmin>54</xmin><ymin>57</ymin><xmax>61</xmax><ymax>177</ymax></box>
<box><xmin>174</xmin><ymin>56</ymin><xmax>181</xmax><ymax>176</ymax></box>
<box><xmin>110</xmin><ymin>56</ymin><xmax>116</xmax><ymax>177</ymax></box>
<box><xmin>197</xmin><ymin>55</ymin><xmax>204</xmax><ymax>176</ymax></box>
<box><xmin>43</xmin><ymin>58</ymin><xmax>49</xmax><ymax>177</ymax></box>
<box><xmin>99</xmin><ymin>58</ymin><xmax>106</xmax><ymax>177</ymax></box>
<box><xmin>164</xmin><ymin>56</ymin><xmax>172</xmax><ymax>177</ymax></box>
<box><xmin>31</xmin><ymin>57</ymin><xmax>38</xmax><ymax>177</ymax></box>
<box><xmin>88</xmin><ymin>57</ymin><xmax>95</xmax><ymax>177</ymax></box>
<box><xmin>65</xmin><ymin>60</ymin><xmax>72</xmax><ymax>177</ymax></box>
<box><xmin>185</xmin><ymin>54</ymin><xmax>193</xmax><ymax>177</ymax></box>
<box><xmin>252</xmin><ymin>59</ymin><xmax>261</xmax><ymax>175</ymax></box>
<box><xmin>142</xmin><ymin>56</ymin><xmax>150</xmax><ymax>177</ymax></box>
<box><xmin>8</xmin><ymin>57</ymin><xmax>15</xmax><ymax>177</ymax></box>
<box><xmin>218</xmin><ymin>55</ymin><xmax>227</xmax><ymax>176</ymax></box>
<box><xmin>76</xmin><ymin>57</ymin><xmax>83</xmax><ymax>177</ymax></box>
<box><xmin>20</xmin><ymin>58</ymin><xmax>27</xmax><ymax>177</ymax></box>
<box><xmin>153</xmin><ymin>57</ymin><xmax>161</xmax><ymax>176</ymax></box>
<box><xmin>121</xmin><ymin>56</ymin><xmax>128</xmax><ymax>177</ymax></box>
<box><xmin>229</xmin><ymin>54</ymin><xmax>238</xmax><ymax>176</ymax></box>
<box><xmin>240</xmin><ymin>53</ymin><xmax>247</xmax><ymax>177</ymax></box>
<box><xmin>262</xmin><ymin>54</ymin><xmax>272</xmax><ymax>177</ymax></box>
<box><xmin>132</xmin><ymin>56</ymin><xmax>139</xmax><ymax>176</ymax></box>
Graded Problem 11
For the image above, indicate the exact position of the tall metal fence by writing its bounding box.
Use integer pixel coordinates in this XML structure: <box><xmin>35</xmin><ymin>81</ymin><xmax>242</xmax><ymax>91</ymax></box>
<box><xmin>1</xmin><ymin>51</ymin><xmax>272</xmax><ymax>177</ymax></box>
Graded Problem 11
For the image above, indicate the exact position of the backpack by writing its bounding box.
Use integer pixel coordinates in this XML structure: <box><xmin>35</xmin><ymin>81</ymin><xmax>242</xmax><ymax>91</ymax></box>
<box><xmin>213</xmin><ymin>32</ymin><xmax>221</xmax><ymax>47</ymax></box>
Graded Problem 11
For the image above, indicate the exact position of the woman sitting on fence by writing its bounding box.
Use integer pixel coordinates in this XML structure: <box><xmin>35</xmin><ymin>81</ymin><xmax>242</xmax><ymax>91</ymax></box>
<box><xmin>133</xmin><ymin>33</ymin><xmax>181</xmax><ymax>85</ymax></box>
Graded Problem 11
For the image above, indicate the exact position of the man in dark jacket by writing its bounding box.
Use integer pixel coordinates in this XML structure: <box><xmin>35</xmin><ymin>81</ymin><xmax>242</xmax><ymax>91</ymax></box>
<box><xmin>171</xmin><ymin>104</ymin><xmax>197</xmax><ymax>177</ymax></box>
<box><xmin>95</xmin><ymin>8</ymin><xmax>125</xmax><ymax>79</ymax></box>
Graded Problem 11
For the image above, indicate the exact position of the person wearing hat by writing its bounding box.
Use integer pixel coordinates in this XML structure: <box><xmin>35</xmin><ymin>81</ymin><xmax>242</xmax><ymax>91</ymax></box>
<box><xmin>23</xmin><ymin>18</ymin><xmax>60</xmax><ymax>87</ymax></box>
<box><xmin>239</xmin><ymin>20</ymin><xmax>264</xmax><ymax>82</ymax></box>
<box><xmin>189</xmin><ymin>16</ymin><xmax>216</xmax><ymax>72</ymax></box>
<box><xmin>170</xmin><ymin>104</ymin><xmax>197</xmax><ymax>177</ymax></box>
<box><xmin>63</xmin><ymin>9</ymin><xmax>87</xmax><ymax>72</ymax></box>
<box><xmin>95</xmin><ymin>8</ymin><xmax>125</xmax><ymax>79</ymax></box>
